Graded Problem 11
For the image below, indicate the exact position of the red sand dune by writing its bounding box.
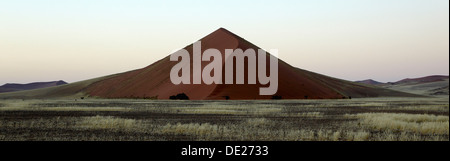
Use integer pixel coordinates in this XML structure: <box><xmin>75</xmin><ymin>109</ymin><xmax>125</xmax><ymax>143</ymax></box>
<box><xmin>84</xmin><ymin>28</ymin><xmax>416</xmax><ymax>100</ymax></box>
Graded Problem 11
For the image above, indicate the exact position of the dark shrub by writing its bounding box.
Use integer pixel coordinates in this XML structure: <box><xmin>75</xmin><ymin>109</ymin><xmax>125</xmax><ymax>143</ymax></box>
<box><xmin>176</xmin><ymin>93</ymin><xmax>189</xmax><ymax>100</ymax></box>
<box><xmin>169</xmin><ymin>93</ymin><xmax>190</xmax><ymax>100</ymax></box>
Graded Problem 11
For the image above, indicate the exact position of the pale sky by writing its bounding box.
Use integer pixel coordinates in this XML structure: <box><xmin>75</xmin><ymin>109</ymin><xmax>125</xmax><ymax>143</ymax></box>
<box><xmin>0</xmin><ymin>0</ymin><xmax>449</xmax><ymax>85</ymax></box>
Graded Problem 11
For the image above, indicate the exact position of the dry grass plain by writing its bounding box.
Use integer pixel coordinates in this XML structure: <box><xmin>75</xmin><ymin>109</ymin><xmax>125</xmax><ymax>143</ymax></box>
<box><xmin>0</xmin><ymin>97</ymin><xmax>448</xmax><ymax>141</ymax></box>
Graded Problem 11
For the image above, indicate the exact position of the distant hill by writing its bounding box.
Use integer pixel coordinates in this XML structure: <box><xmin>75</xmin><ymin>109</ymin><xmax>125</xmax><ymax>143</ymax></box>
<box><xmin>389</xmin><ymin>75</ymin><xmax>449</xmax><ymax>85</ymax></box>
<box><xmin>381</xmin><ymin>75</ymin><xmax>449</xmax><ymax>96</ymax></box>
<box><xmin>0</xmin><ymin>80</ymin><xmax>67</xmax><ymax>93</ymax></box>
<box><xmin>355</xmin><ymin>79</ymin><xmax>384</xmax><ymax>85</ymax></box>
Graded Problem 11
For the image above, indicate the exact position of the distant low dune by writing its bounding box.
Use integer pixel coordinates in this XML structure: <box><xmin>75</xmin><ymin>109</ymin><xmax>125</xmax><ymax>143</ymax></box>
<box><xmin>0</xmin><ymin>80</ymin><xmax>67</xmax><ymax>93</ymax></box>
<box><xmin>355</xmin><ymin>79</ymin><xmax>384</xmax><ymax>85</ymax></box>
<box><xmin>382</xmin><ymin>78</ymin><xmax>449</xmax><ymax>96</ymax></box>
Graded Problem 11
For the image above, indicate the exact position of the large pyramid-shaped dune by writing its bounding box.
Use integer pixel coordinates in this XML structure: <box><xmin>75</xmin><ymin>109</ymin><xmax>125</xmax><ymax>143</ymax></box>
<box><xmin>0</xmin><ymin>28</ymin><xmax>418</xmax><ymax>99</ymax></box>
<box><xmin>85</xmin><ymin>28</ymin><xmax>416</xmax><ymax>99</ymax></box>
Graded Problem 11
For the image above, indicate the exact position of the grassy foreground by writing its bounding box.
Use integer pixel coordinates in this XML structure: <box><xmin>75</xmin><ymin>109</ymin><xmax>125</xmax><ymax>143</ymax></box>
<box><xmin>0</xmin><ymin>97</ymin><xmax>448</xmax><ymax>141</ymax></box>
